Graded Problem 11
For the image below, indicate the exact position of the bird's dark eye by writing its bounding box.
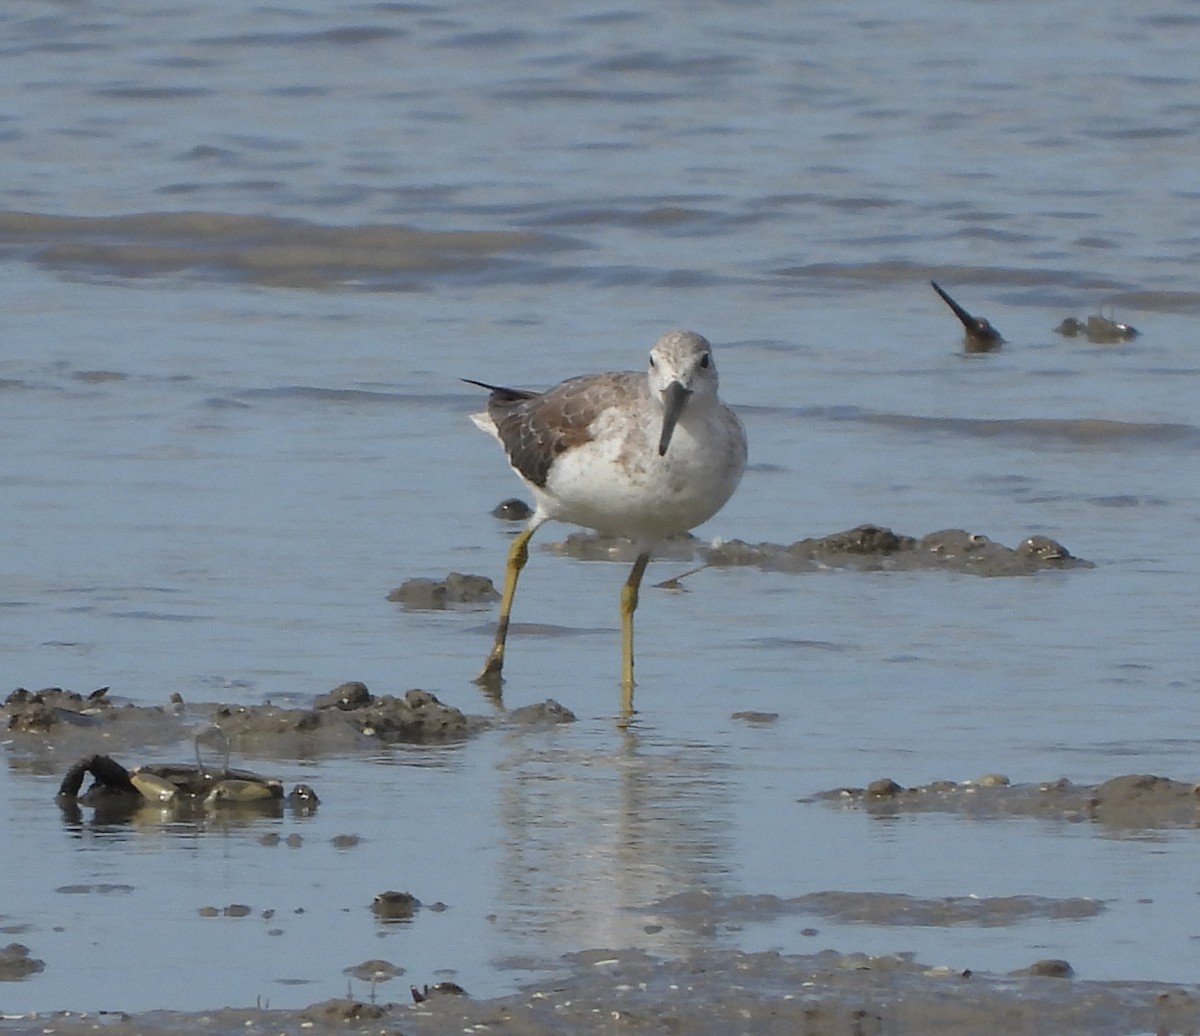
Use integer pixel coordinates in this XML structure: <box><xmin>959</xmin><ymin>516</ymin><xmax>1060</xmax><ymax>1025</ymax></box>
<box><xmin>700</xmin><ymin>353</ymin><xmax>711</xmax><ymax>369</ymax></box>
<box><xmin>649</xmin><ymin>355</ymin><xmax>656</xmax><ymax>368</ymax></box>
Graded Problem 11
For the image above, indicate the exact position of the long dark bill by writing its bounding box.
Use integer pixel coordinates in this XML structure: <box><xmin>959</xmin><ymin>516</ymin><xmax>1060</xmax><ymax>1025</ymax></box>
<box><xmin>658</xmin><ymin>381</ymin><xmax>692</xmax><ymax>456</ymax></box>
<box><xmin>930</xmin><ymin>280</ymin><xmax>977</xmax><ymax>331</ymax></box>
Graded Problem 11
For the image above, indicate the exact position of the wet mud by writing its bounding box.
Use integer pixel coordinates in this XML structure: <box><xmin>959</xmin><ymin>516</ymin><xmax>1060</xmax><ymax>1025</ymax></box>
<box><xmin>0</xmin><ymin>944</ymin><xmax>45</xmax><ymax>982</ymax></box>
<box><xmin>642</xmin><ymin>888</ymin><xmax>1104</xmax><ymax>930</ymax></box>
<box><xmin>3</xmin><ymin>684</ymin><xmax>483</xmax><ymax>755</ymax></box>
<box><xmin>387</xmin><ymin>573</ymin><xmax>499</xmax><ymax>610</ymax></box>
<box><xmin>370</xmin><ymin>891</ymin><xmax>420</xmax><ymax>922</ymax></box>
<box><xmin>387</xmin><ymin>519</ymin><xmax>1087</xmax><ymax>637</ymax></box>
<box><xmin>703</xmin><ymin>524</ymin><xmax>1088</xmax><ymax>576</ymax></box>
<box><xmin>0</xmin><ymin>211</ymin><xmax>567</xmax><ymax>291</ymax></box>
<box><xmin>7</xmin><ymin>685</ymin><xmax>1200</xmax><ymax>1034</ymax></box>
<box><xmin>541</xmin><ymin>523</ymin><xmax>1089</xmax><ymax>577</ymax></box>
<box><xmin>4</xmin><ymin>945</ymin><xmax>1199</xmax><ymax>1036</ymax></box>
<box><xmin>817</xmin><ymin>772</ymin><xmax>1200</xmax><ymax>830</ymax></box>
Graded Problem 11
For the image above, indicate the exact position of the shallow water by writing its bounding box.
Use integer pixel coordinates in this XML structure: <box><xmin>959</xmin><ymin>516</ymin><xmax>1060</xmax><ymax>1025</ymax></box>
<box><xmin>3</xmin><ymin>0</ymin><xmax>1200</xmax><ymax>1016</ymax></box>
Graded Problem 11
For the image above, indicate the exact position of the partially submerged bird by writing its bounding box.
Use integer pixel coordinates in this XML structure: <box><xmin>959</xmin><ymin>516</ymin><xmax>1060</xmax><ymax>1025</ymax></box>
<box><xmin>466</xmin><ymin>329</ymin><xmax>747</xmax><ymax>718</ymax></box>
<box><xmin>931</xmin><ymin>280</ymin><xmax>1004</xmax><ymax>352</ymax></box>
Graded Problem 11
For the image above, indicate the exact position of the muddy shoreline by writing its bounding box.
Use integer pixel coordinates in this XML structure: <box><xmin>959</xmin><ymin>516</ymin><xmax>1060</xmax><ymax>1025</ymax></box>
<box><xmin>6</xmin><ymin>685</ymin><xmax>1200</xmax><ymax>1035</ymax></box>
<box><xmin>3</xmin><ymin>945</ymin><xmax>1198</xmax><ymax>1036</ymax></box>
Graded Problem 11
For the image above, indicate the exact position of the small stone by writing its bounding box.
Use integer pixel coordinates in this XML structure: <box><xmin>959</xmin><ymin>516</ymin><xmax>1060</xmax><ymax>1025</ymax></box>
<box><xmin>1012</xmin><ymin>958</ymin><xmax>1074</xmax><ymax>978</ymax></box>
<box><xmin>976</xmin><ymin>773</ymin><xmax>1010</xmax><ymax>787</ymax></box>
<box><xmin>372</xmin><ymin>890</ymin><xmax>419</xmax><ymax>921</ymax></box>
<box><xmin>492</xmin><ymin>498</ymin><xmax>532</xmax><ymax>521</ymax></box>
<box><xmin>508</xmin><ymin>699</ymin><xmax>576</xmax><ymax>725</ymax></box>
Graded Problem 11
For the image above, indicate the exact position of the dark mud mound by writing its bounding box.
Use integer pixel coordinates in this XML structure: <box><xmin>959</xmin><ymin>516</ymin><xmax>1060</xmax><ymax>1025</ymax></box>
<box><xmin>506</xmin><ymin>699</ymin><xmax>577</xmax><ymax>726</ymax></box>
<box><xmin>3</xmin><ymin>683</ymin><xmax>479</xmax><ymax>756</ymax></box>
<box><xmin>214</xmin><ymin>685</ymin><xmax>476</xmax><ymax>748</ymax></box>
<box><xmin>818</xmin><ymin>773</ymin><xmax>1200</xmax><ymax>830</ymax></box>
<box><xmin>4</xmin><ymin>686</ymin><xmax>181</xmax><ymax>738</ymax></box>
<box><xmin>703</xmin><ymin>524</ymin><xmax>1090</xmax><ymax>576</ymax></box>
<box><xmin>388</xmin><ymin>573</ymin><xmax>499</xmax><ymax>610</ymax></box>
<box><xmin>0</xmin><ymin>942</ymin><xmax>45</xmax><ymax>981</ymax></box>
<box><xmin>6</xmin><ymin>946</ymin><xmax>1198</xmax><ymax>1036</ymax></box>
<box><xmin>545</xmin><ymin>524</ymin><xmax>1089</xmax><ymax>576</ymax></box>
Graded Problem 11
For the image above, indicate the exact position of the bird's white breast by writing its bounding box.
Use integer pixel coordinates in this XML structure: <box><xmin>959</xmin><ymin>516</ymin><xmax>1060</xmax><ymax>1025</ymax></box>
<box><xmin>537</xmin><ymin>401</ymin><xmax>745</xmax><ymax>540</ymax></box>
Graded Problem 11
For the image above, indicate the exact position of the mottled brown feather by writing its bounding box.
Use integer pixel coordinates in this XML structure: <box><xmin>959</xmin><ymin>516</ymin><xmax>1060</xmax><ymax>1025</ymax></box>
<box><xmin>469</xmin><ymin>372</ymin><xmax>645</xmax><ymax>488</ymax></box>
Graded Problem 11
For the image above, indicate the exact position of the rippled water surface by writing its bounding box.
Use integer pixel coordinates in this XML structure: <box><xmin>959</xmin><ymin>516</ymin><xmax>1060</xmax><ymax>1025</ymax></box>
<box><xmin>3</xmin><ymin>0</ymin><xmax>1200</xmax><ymax>1015</ymax></box>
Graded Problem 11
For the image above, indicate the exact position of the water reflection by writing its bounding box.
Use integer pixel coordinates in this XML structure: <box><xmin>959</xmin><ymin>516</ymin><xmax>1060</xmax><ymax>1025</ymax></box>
<box><xmin>494</xmin><ymin>724</ymin><xmax>733</xmax><ymax>958</ymax></box>
<box><xmin>55</xmin><ymin>794</ymin><xmax>306</xmax><ymax>834</ymax></box>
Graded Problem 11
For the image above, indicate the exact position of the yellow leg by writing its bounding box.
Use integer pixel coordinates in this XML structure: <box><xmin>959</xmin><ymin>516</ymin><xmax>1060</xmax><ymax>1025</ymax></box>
<box><xmin>619</xmin><ymin>551</ymin><xmax>651</xmax><ymax>719</ymax></box>
<box><xmin>477</xmin><ymin>520</ymin><xmax>541</xmax><ymax>692</ymax></box>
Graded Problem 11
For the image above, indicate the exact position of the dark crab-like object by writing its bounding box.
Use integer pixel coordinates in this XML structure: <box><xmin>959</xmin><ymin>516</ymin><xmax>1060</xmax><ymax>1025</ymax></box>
<box><xmin>57</xmin><ymin>753</ymin><xmax>318</xmax><ymax>818</ymax></box>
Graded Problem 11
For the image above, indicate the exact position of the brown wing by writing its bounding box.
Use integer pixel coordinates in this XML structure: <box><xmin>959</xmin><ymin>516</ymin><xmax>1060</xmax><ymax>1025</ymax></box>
<box><xmin>487</xmin><ymin>371</ymin><xmax>642</xmax><ymax>488</ymax></box>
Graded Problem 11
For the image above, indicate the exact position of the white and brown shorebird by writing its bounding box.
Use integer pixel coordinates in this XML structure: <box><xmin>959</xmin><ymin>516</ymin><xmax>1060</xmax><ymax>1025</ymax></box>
<box><xmin>465</xmin><ymin>329</ymin><xmax>747</xmax><ymax>717</ymax></box>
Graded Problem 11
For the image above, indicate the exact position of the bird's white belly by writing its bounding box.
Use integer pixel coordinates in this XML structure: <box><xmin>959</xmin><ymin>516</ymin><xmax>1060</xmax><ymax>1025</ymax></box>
<box><xmin>535</xmin><ymin>413</ymin><xmax>743</xmax><ymax>539</ymax></box>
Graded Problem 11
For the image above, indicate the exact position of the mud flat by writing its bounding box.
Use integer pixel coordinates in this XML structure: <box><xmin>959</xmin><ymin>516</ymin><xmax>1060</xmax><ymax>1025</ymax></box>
<box><xmin>2</xmin><ymin>945</ymin><xmax>1198</xmax><ymax>1036</ymax></box>
<box><xmin>8</xmin><ymin>674</ymin><xmax>1200</xmax><ymax>1035</ymax></box>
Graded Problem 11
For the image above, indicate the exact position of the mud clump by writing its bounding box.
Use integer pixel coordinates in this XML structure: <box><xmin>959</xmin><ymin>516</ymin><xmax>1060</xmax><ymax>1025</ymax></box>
<box><xmin>819</xmin><ymin>772</ymin><xmax>1200</xmax><ymax>829</ymax></box>
<box><xmin>1089</xmin><ymin>774</ymin><xmax>1200</xmax><ymax>827</ymax></box>
<box><xmin>372</xmin><ymin>890</ymin><xmax>419</xmax><ymax>921</ymax></box>
<box><xmin>702</xmin><ymin>523</ymin><xmax>1091</xmax><ymax>576</ymax></box>
<box><xmin>388</xmin><ymin>573</ymin><xmax>499</xmax><ymax>609</ymax></box>
<box><xmin>4</xmin><ymin>686</ymin><xmax>151</xmax><ymax>734</ymax></box>
<box><xmin>215</xmin><ymin>685</ymin><xmax>471</xmax><ymax>745</ymax></box>
<box><xmin>0</xmin><ymin>943</ymin><xmax>45</xmax><ymax>981</ymax></box>
<box><xmin>506</xmin><ymin>698</ymin><xmax>576</xmax><ymax>726</ymax></box>
<box><xmin>1013</xmin><ymin>958</ymin><xmax>1075</xmax><ymax>978</ymax></box>
<box><xmin>492</xmin><ymin>523</ymin><xmax>1087</xmax><ymax>577</ymax></box>
<box><xmin>3</xmin><ymin>682</ymin><xmax>479</xmax><ymax>756</ymax></box>
<box><xmin>299</xmin><ymin>998</ymin><xmax>389</xmax><ymax>1024</ymax></box>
